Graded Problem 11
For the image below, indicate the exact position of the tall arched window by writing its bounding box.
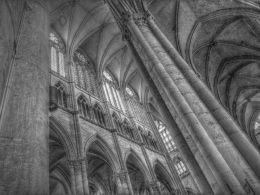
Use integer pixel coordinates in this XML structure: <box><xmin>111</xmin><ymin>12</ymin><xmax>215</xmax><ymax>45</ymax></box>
<box><xmin>55</xmin><ymin>82</ymin><xmax>67</xmax><ymax>108</ymax></box>
<box><xmin>174</xmin><ymin>158</ymin><xmax>187</xmax><ymax>176</ymax></box>
<box><xmin>155</xmin><ymin>120</ymin><xmax>176</xmax><ymax>152</ymax></box>
<box><xmin>112</xmin><ymin>113</ymin><xmax>123</xmax><ymax>134</ymax></box>
<box><xmin>122</xmin><ymin>119</ymin><xmax>135</xmax><ymax>140</ymax></box>
<box><xmin>50</xmin><ymin>32</ymin><xmax>65</xmax><ymax>77</ymax></box>
<box><xmin>126</xmin><ymin>85</ymin><xmax>138</xmax><ymax>100</ymax></box>
<box><xmin>77</xmin><ymin>96</ymin><xmax>91</xmax><ymax>119</ymax></box>
<box><xmin>72</xmin><ymin>51</ymin><xmax>98</xmax><ymax>96</ymax></box>
<box><xmin>93</xmin><ymin>104</ymin><xmax>106</xmax><ymax>126</ymax></box>
<box><xmin>102</xmin><ymin>70</ymin><xmax>125</xmax><ymax>112</ymax></box>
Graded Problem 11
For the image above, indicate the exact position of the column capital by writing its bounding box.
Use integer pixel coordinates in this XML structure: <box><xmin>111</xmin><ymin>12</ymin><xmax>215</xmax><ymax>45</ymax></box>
<box><xmin>148</xmin><ymin>180</ymin><xmax>161</xmax><ymax>194</ymax></box>
<box><xmin>26</xmin><ymin>0</ymin><xmax>50</xmax><ymax>12</ymax></box>
<box><xmin>68</xmin><ymin>158</ymin><xmax>88</xmax><ymax>167</ymax></box>
<box><xmin>115</xmin><ymin>170</ymin><xmax>128</xmax><ymax>184</ymax></box>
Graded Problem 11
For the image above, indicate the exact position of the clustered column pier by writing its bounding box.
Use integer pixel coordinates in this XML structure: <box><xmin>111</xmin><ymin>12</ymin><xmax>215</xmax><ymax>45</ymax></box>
<box><xmin>105</xmin><ymin>0</ymin><xmax>260</xmax><ymax>194</ymax></box>
<box><xmin>0</xmin><ymin>0</ymin><xmax>50</xmax><ymax>194</ymax></box>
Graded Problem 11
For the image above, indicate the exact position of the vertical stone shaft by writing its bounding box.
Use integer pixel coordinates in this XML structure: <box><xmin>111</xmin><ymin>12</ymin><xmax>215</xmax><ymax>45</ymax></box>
<box><xmin>127</xmin><ymin>18</ymin><xmax>245</xmax><ymax>194</ymax></box>
<box><xmin>146</xmin><ymin>111</ymin><xmax>187</xmax><ymax>194</ymax></box>
<box><xmin>81</xmin><ymin>160</ymin><xmax>89</xmax><ymax>195</ymax></box>
<box><xmin>0</xmin><ymin>1</ymin><xmax>49</xmax><ymax>194</ymax></box>
<box><xmin>148</xmin><ymin>17</ymin><xmax>260</xmax><ymax>180</ymax></box>
<box><xmin>128</xmin><ymin>40</ymin><xmax>217</xmax><ymax>195</ymax></box>
<box><xmin>67</xmin><ymin>59</ymin><xmax>90</xmax><ymax>195</ymax></box>
<box><xmin>145</xmin><ymin>16</ymin><xmax>260</xmax><ymax>192</ymax></box>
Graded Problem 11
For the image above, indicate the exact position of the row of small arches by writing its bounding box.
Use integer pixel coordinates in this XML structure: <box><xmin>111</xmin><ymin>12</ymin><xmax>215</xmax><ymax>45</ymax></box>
<box><xmin>52</xmin><ymin>82</ymin><xmax>106</xmax><ymax>127</ymax></box>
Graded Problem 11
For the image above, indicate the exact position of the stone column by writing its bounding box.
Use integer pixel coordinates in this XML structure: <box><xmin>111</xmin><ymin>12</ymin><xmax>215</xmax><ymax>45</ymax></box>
<box><xmin>148</xmin><ymin>181</ymin><xmax>161</xmax><ymax>195</ymax></box>
<box><xmin>111</xmin><ymin>128</ymin><xmax>134</xmax><ymax>195</ymax></box>
<box><xmin>69</xmin><ymin>165</ymin><xmax>77</xmax><ymax>195</ymax></box>
<box><xmin>81</xmin><ymin>159</ymin><xmax>90</xmax><ymax>195</ymax></box>
<box><xmin>127</xmin><ymin>39</ymin><xmax>215</xmax><ymax>195</ymax></box>
<box><xmin>69</xmin><ymin>160</ymin><xmax>85</xmax><ymax>195</ymax></box>
<box><xmin>141</xmin><ymin>15</ymin><xmax>260</xmax><ymax>193</ymax></box>
<box><xmin>115</xmin><ymin>171</ymin><xmax>134</xmax><ymax>195</ymax></box>
<box><xmin>0</xmin><ymin>1</ymin><xmax>49</xmax><ymax>194</ymax></box>
<box><xmin>148</xmin><ymin>15</ymin><xmax>260</xmax><ymax>180</ymax></box>
<box><xmin>127</xmin><ymin>16</ymin><xmax>245</xmax><ymax>194</ymax></box>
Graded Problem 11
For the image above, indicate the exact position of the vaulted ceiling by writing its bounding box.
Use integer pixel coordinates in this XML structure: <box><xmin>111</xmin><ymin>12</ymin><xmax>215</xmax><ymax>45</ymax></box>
<box><xmin>50</xmin><ymin>0</ymin><xmax>149</xmax><ymax>103</ymax></box>
<box><xmin>49</xmin><ymin>0</ymin><xmax>260</xmax><ymax>146</ymax></box>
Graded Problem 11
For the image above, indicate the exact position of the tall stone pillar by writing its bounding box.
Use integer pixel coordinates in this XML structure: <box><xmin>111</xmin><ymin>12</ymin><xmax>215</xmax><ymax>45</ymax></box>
<box><xmin>148</xmin><ymin>14</ymin><xmax>260</xmax><ymax>181</ymax></box>
<box><xmin>0</xmin><ymin>1</ymin><xmax>50</xmax><ymax>194</ymax></box>
<box><xmin>69</xmin><ymin>160</ymin><xmax>85</xmax><ymax>195</ymax></box>
<box><xmin>127</xmin><ymin>17</ymin><xmax>244</xmax><ymax>194</ymax></box>
<box><xmin>148</xmin><ymin>181</ymin><xmax>161</xmax><ymax>195</ymax></box>
<box><xmin>67</xmin><ymin>55</ymin><xmax>89</xmax><ymax>195</ymax></box>
<box><xmin>106</xmin><ymin>0</ymin><xmax>260</xmax><ymax>194</ymax></box>
<box><xmin>127</xmin><ymin>38</ymin><xmax>216</xmax><ymax>195</ymax></box>
<box><xmin>115</xmin><ymin>171</ymin><xmax>134</xmax><ymax>195</ymax></box>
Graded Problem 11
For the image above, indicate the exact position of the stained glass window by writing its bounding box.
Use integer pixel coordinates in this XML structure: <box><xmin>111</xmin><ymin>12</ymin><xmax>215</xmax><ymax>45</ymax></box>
<box><xmin>174</xmin><ymin>158</ymin><xmax>187</xmax><ymax>175</ymax></box>
<box><xmin>254</xmin><ymin>114</ymin><xmax>260</xmax><ymax>146</ymax></box>
<box><xmin>155</xmin><ymin>120</ymin><xmax>176</xmax><ymax>152</ymax></box>
<box><xmin>126</xmin><ymin>86</ymin><xmax>134</xmax><ymax>96</ymax></box>
<box><xmin>50</xmin><ymin>32</ymin><xmax>65</xmax><ymax>77</ymax></box>
<box><xmin>104</xmin><ymin>71</ymin><xmax>113</xmax><ymax>81</ymax></box>
<box><xmin>72</xmin><ymin>51</ymin><xmax>98</xmax><ymax>96</ymax></box>
<box><xmin>103</xmin><ymin>70</ymin><xmax>125</xmax><ymax>112</ymax></box>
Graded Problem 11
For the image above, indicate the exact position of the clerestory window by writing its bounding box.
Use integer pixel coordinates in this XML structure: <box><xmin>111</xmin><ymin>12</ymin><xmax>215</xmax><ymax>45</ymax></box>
<box><xmin>55</xmin><ymin>82</ymin><xmax>67</xmax><ymax>108</ymax></box>
<box><xmin>77</xmin><ymin>95</ymin><xmax>91</xmax><ymax>119</ymax></box>
<box><xmin>72</xmin><ymin>51</ymin><xmax>98</xmax><ymax>96</ymax></box>
<box><xmin>102</xmin><ymin>70</ymin><xmax>125</xmax><ymax>112</ymax></box>
<box><xmin>174</xmin><ymin>158</ymin><xmax>187</xmax><ymax>176</ymax></box>
<box><xmin>50</xmin><ymin>32</ymin><xmax>65</xmax><ymax>77</ymax></box>
<box><xmin>155</xmin><ymin>120</ymin><xmax>176</xmax><ymax>152</ymax></box>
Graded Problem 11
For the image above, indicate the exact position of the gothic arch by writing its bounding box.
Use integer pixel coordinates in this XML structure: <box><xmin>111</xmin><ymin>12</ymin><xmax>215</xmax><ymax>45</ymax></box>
<box><xmin>153</xmin><ymin>160</ymin><xmax>175</xmax><ymax>193</ymax></box>
<box><xmin>50</xmin><ymin>164</ymin><xmax>72</xmax><ymax>195</ymax></box>
<box><xmin>124</xmin><ymin>148</ymin><xmax>151</xmax><ymax>181</ymax></box>
<box><xmin>49</xmin><ymin>116</ymin><xmax>76</xmax><ymax>159</ymax></box>
<box><xmin>84</xmin><ymin>134</ymin><xmax>120</xmax><ymax>172</ymax></box>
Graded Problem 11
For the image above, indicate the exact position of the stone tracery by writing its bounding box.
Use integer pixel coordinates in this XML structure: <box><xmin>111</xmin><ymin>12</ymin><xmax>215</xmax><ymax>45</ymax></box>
<box><xmin>0</xmin><ymin>0</ymin><xmax>260</xmax><ymax>195</ymax></box>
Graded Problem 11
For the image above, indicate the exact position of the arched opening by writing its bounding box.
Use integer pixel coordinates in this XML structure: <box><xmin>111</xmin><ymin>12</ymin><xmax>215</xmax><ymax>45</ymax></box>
<box><xmin>154</xmin><ymin>162</ymin><xmax>174</xmax><ymax>195</ymax></box>
<box><xmin>49</xmin><ymin>32</ymin><xmax>66</xmax><ymax>77</ymax></box>
<box><xmin>126</xmin><ymin>152</ymin><xmax>150</xmax><ymax>195</ymax></box>
<box><xmin>50</xmin><ymin>126</ymin><xmax>72</xmax><ymax>195</ymax></box>
<box><xmin>87</xmin><ymin>139</ymin><xmax>117</xmax><ymax>195</ymax></box>
<box><xmin>54</xmin><ymin>82</ymin><xmax>68</xmax><ymax>108</ymax></box>
<box><xmin>93</xmin><ymin>104</ymin><xmax>106</xmax><ymax>127</ymax></box>
<box><xmin>77</xmin><ymin>95</ymin><xmax>91</xmax><ymax>119</ymax></box>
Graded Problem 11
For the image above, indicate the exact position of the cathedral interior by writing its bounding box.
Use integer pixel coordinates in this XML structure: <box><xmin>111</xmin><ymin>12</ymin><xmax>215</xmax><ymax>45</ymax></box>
<box><xmin>0</xmin><ymin>0</ymin><xmax>260</xmax><ymax>194</ymax></box>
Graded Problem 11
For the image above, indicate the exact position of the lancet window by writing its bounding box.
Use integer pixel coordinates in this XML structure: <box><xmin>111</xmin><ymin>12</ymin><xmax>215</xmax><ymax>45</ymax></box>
<box><xmin>139</xmin><ymin>127</ymin><xmax>159</xmax><ymax>151</ymax></box>
<box><xmin>72</xmin><ymin>51</ymin><xmax>98</xmax><ymax>96</ymax></box>
<box><xmin>155</xmin><ymin>120</ymin><xmax>176</xmax><ymax>152</ymax></box>
<box><xmin>174</xmin><ymin>158</ymin><xmax>187</xmax><ymax>176</ymax></box>
<box><xmin>126</xmin><ymin>86</ymin><xmax>137</xmax><ymax>98</ymax></box>
<box><xmin>112</xmin><ymin>113</ymin><xmax>123</xmax><ymax>134</ymax></box>
<box><xmin>55</xmin><ymin>82</ymin><xmax>67</xmax><ymax>108</ymax></box>
<box><xmin>93</xmin><ymin>104</ymin><xmax>106</xmax><ymax>127</ymax></box>
<box><xmin>122</xmin><ymin>119</ymin><xmax>135</xmax><ymax>140</ymax></box>
<box><xmin>77</xmin><ymin>96</ymin><xmax>91</xmax><ymax>119</ymax></box>
<box><xmin>50</xmin><ymin>32</ymin><xmax>66</xmax><ymax>77</ymax></box>
<box><xmin>102</xmin><ymin>70</ymin><xmax>125</xmax><ymax>112</ymax></box>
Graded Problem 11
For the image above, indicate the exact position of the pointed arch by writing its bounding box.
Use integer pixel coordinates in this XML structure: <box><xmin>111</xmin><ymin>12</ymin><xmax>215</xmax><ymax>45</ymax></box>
<box><xmin>84</xmin><ymin>134</ymin><xmax>120</xmax><ymax>172</ymax></box>
<box><xmin>154</xmin><ymin>160</ymin><xmax>176</xmax><ymax>194</ymax></box>
<box><xmin>50</xmin><ymin>116</ymin><xmax>76</xmax><ymax>159</ymax></box>
<box><xmin>54</xmin><ymin>81</ymin><xmax>68</xmax><ymax>108</ymax></box>
<box><xmin>124</xmin><ymin>149</ymin><xmax>151</xmax><ymax>181</ymax></box>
